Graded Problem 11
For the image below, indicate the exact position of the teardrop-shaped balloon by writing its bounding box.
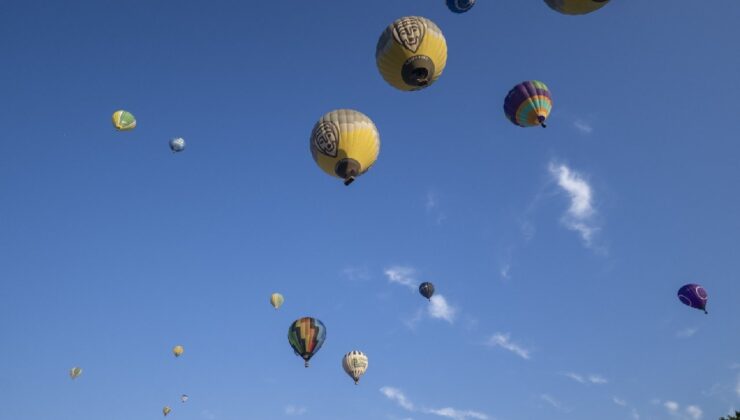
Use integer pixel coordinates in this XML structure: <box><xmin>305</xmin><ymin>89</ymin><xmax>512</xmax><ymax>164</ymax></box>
<box><xmin>270</xmin><ymin>293</ymin><xmax>284</xmax><ymax>310</ymax></box>
<box><xmin>544</xmin><ymin>0</ymin><xmax>610</xmax><ymax>15</ymax></box>
<box><xmin>503</xmin><ymin>81</ymin><xmax>553</xmax><ymax>128</ymax></box>
<box><xmin>376</xmin><ymin>16</ymin><xmax>448</xmax><ymax>91</ymax></box>
<box><xmin>180</xmin><ymin>394</ymin><xmax>189</xmax><ymax>403</ymax></box>
<box><xmin>342</xmin><ymin>350</ymin><xmax>369</xmax><ymax>384</ymax></box>
<box><xmin>677</xmin><ymin>284</ymin><xmax>708</xmax><ymax>314</ymax></box>
<box><xmin>419</xmin><ymin>282</ymin><xmax>435</xmax><ymax>300</ymax></box>
<box><xmin>310</xmin><ymin>109</ymin><xmax>380</xmax><ymax>186</ymax></box>
<box><xmin>169</xmin><ymin>137</ymin><xmax>186</xmax><ymax>152</ymax></box>
<box><xmin>173</xmin><ymin>345</ymin><xmax>184</xmax><ymax>357</ymax></box>
<box><xmin>69</xmin><ymin>366</ymin><xmax>82</xmax><ymax>380</ymax></box>
<box><xmin>446</xmin><ymin>0</ymin><xmax>476</xmax><ymax>13</ymax></box>
<box><xmin>112</xmin><ymin>110</ymin><xmax>136</xmax><ymax>131</ymax></box>
<box><xmin>163</xmin><ymin>406</ymin><xmax>172</xmax><ymax>416</ymax></box>
<box><xmin>288</xmin><ymin>317</ymin><xmax>326</xmax><ymax>367</ymax></box>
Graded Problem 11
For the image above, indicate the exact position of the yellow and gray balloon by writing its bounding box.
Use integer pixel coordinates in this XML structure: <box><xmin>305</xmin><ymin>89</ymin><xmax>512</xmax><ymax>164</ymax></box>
<box><xmin>342</xmin><ymin>350</ymin><xmax>368</xmax><ymax>384</ymax></box>
<box><xmin>310</xmin><ymin>109</ymin><xmax>380</xmax><ymax>186</ymax></box>
<box><xmin>376</xmin><ymin>16</ymin><xmax>447</xmax><ymax>91</ymax></box>
<box><xmin>173</xmin><ymin>345</ymin><xmax>184</xmax><ymax>357</ymax></box>
<box><xmin>163</xmin><ymin>406</ymin><xmax>172</xmax><ymax>416</ymax></box>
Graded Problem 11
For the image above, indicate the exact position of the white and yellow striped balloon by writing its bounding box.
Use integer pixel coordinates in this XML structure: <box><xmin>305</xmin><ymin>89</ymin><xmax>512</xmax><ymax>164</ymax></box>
<box><xmin>342</xmin><ymin>350</ymin><xmax>368</xmax><ymax>384</ymax></box>
<box><xmin>270</xmin><ymin>293</ymin><xmax>284</xmax><ymax>310</ymax></box>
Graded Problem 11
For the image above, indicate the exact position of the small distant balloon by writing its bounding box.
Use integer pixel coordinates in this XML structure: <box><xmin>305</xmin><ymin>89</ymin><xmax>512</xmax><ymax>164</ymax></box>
<box><xmin>270</xmin><ymin>293</ymin><xmax>284</xmax><ymax>310</ymax></box>
<box><xmin>69</xmin><ymin>367</ymin><xmax>82</xmax><ymax>380</ymax></box>
<box><xmin>173</xmin><ymin>345</ymin><xmax>184</xmax><ymax>357</ymax></box>
<box><xmin>342</xmin><ymin>351</ymin><xmax>369</xmax><ymax>385</ymax></box>
<box><xmin>419</xmin><ymin>282</ymin><xmax>435</xmax><ymax>300</ymax></box>
<box><xmin>677</xmin><ymin>284</ymin><xmax>708</xmax><ymax>314</ymax></box>
<box><xmin>169</xmin><ymin>137</ymin><xmax>186</xmax><ymax>152</ymax></box>
<box><xmin>180</xmin><ymin>394</ymin><xmax>189</xmax><ymax>403</ymax></box>
<box><xmin>163</xmin><ymin>406</ymin><xmax>172</xmax><ymax>416</ymax></box>
<box><xmin>112</xmin><ymin>110</ymin><xmax>136</xmax><ymax>131</ymax></box>
<box><xmin>446</xmin><ymin>0</ymin><xmax>476</xmax><ymax>13</ymax></box>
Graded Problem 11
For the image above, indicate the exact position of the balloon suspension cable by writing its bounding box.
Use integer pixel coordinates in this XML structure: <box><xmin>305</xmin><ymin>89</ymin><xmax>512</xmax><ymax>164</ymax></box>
<box><xmin>344</xmin><ymin>176</ymin><xmax>356</xmax><ymax>186</ymax></box>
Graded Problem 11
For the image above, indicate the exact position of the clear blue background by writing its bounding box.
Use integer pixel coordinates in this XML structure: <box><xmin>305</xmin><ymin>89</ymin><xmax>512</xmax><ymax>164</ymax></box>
<box><xmin>1</xmin><ymin>1</ymin><xmax>739</xmax><ymax>419</ymax></box>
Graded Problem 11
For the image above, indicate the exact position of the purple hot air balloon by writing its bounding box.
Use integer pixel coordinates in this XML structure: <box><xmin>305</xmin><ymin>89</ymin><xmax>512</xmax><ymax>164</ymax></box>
<box><xmin>677</xmin><ymin>284</ymin><xmax>708</xmax><ymax>314</ymax></box>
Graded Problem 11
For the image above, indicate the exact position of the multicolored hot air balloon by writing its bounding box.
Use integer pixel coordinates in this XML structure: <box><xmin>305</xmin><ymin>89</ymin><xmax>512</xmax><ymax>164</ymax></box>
<box><xmin>446</xmin><ymin>0</ymin><xmax>476</xmax><ymax>13</ymax></box>
<box><xmin>69</xmin><ymin>366</ymin><xmax>82</xmax><ymax>380</ymax></box>
<box><xmin>169</xmin><ymin>137</ymin><xmax>186</xmax><ymax>152</ymax></box>
<box><xmin>677</xmin><ymin>284</ymin><xmax>708</xmax><ymax>314</ymax></box>
<box><xmin>419</xmin><ymin>282</ymin><xmax>435</xmax><ymax>300</ymax></box>
<box><xmin>310</xmin><ymin>109</ymin><xmax>380</xmax><ymax>186</ymax></box>
<box><xmin>376</xmin><ymin>16</ymin><xmax>447</xmax><ymax>91</ymax></box>
<box><xmin>270</xmin><ymin>293</ymin><xmax>284</xmax><ymax>310</ymax></box>
<box><xmin>544</xmin><ymin>0</ymin><xmax>610</xmax><ymax>15</ymax></box>
<box><xmin>163</xmin><ymin>406</ymin><xmax>172</xmax><ymax>416</ymax></box>
<box><xmin>342</xmin><ymin>351</ymin><xmax>369</xmax><ymax>385</ymax></box>
<box><xmin>173</xmin><ymin>345</ymin><xmax>184</xmax><ymax>357</ymax></box>
<box><xmin>288</xmin><ymin>317</ymin><xmax>326</xmax><ymax>367</ymax></box>
<box><xmin>112</xmin><ymin>110</ymin><xmax>136</xmax><ymax>131</ymax></box>
<box><xmin>503</xmin><ymin>81</ymin><xmax>553</xmax><ymax>128</ymax></box>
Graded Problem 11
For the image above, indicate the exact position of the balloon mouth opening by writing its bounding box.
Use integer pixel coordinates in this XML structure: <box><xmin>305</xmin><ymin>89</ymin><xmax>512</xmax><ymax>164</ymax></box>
<box><xmin>335</xmin><ymin>158</ymin><xmax>361</xmax><ymax>186</ymax></box>
<box><xmin>402</xmin><ymin>55</ymin><xmax>435</xmax><ymax>88</ymax></box>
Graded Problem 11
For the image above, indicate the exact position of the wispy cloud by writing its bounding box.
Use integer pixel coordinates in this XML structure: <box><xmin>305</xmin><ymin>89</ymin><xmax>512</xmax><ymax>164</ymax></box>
<box><xmin>665</xmin><ymin>401</ymin><xmax>680</xmax><ymax>413</ymax></box>
<box><xmin>563</xmin><ymin>372</ymin><xmax>608</xmax><ymax>385</ymax></box>
<box><xmin>429</xmin><ymin>295</ymin><xmax>456</xmax><ymax>323</ymax></box>
<box><xmin>540</xmin><ymin>394</ymin><xmax>568</xmax><ymax>412</ymax></box>
<box><xmin>284</xmin><ymin>405</ymin><xmax>307</xmax><ymax>416</ymax></box>
<box><xmin>486</xmin><ymin>333</ymin><xmax>531</xmax><ymax>360</ymax></box>
<box><xmin>612</xmin><ymin>397</ymin><xmax>627</xmax><ymax>407</ymax></box>
<box><xmin>686</xmin><ymin>405</ymin><xmax>703</xmax><ymax>420</ymax></box>
<box><xmin>660</xmin><ymin>400</ymin><xmax>703</xmax><ymax>420</ymax></box>
<box><xmin>380</xmin><ymin>387</ymin><xmax>489</xmax><ymax>420</ymax></box>
<box><xmin>425</xmin><ymin>190</ymin><xmax>447</xmax><ymax>225</ymax></box>
<box><xmin>676</xmin><ymin>327</ymin><xmax>698</xmax><ymax>338</ymax></box>
<box><xmin>385</xmin><ymin>266</ymin><xmax>417</xmax><ymax>290</ymax></box>
<box><xmin>548</xmin><ymin>162</ymin><xmax>602</xmax><ymax>250</ymax></box>
<box><xmin>574</xmin><ymin>119</ymin><xmax>593</xmax><ymax>134</ymax></box>
<box><xmin>342</xmin><ymin>266</ymin><xmax>370</xmax><ymax>282</ymax></box>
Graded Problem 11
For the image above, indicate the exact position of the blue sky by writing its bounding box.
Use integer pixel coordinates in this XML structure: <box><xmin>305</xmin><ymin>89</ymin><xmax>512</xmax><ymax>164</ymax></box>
<box><xmin>1</xmin><ymin>0</ymin><xmax>739</xmax><ymax>419</ymax></box>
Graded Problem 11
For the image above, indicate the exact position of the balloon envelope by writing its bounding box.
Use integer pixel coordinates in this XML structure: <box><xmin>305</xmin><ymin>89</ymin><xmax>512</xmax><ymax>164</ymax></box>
<box><xmin>544</xmin><ymin>0</ymin><xmax>610</xmax><ymax>15</ymax></box>
<box><xmin>677</xmin><ymin>284</ymin><xmax>708</xmax><ymax>313</ymax></box>
<box><xmin>69</xmin><ymin>367</ymin><xmax>82</xmax><ymax>379</ymax></box>
<box><xmin>342</xmin><ymin>350</ymin><xmax>369</xmax><ymax>384</ymax></box>
<box><xmin>504</xmin><ymin>80</ymin><xmax>553</xmax><ymax>128</ymax></box>
<box><xmin>169</xmin><ymin>137</ymin><xmax>186</xmax><ymax>152</ymax></box>
<box><xmin>163</xmin><ymin>406</ymin><xmax>172</xmax><ymax>416</ymax></box>
<box><xmin>447</xmin><ymin>0</ymin><xmax>476</xmax><ymax>13</ymax></box>
<box><xmin>270</xmin><ymin>293</ymin><xmax>284</xmax><ymax>309</ymax></box>
<box><xmin>288</xmin><ymin>317</ymin><xmax>326</xmax><ymax>367</ymax></box>
<box><xmin>181</xmin><ymin>395</ymin><xmax>189</xmax><ymax>403</ymax></box>
<box><xmin>419</xmin><ymin>282</ymin><xmax>435</xmax><ymax>300</ymax></box>
<box><xmin>173</xmin><ymin>345</ymin><xmax>184</xmax><ymax>357</ymax></box>
<box><xmin>112</xmin><ymin>110</ymin><xmax>136</xmax><ymax>131</ymax></box>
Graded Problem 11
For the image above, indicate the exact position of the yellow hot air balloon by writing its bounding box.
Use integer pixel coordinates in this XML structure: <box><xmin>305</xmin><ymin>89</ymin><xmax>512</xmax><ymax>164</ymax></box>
<box><xmin>342</xmin><ymin>351</ymin><xmax>368</xmax><ymax>385</ymax></box>
<box><xmin>544</xmin><ymin>0</ymin><xmax>610</xmax><ymax>15</ymax></box>
<box><xmin>112</xmin><ymin>110</ymin><xmax>136</xmax><ymax>131</ymax></box>
<box><xmin>69</xmin><ymin>366</ymin><xmax>82</xmax><ymax>380</ymax></box>
<box><xmin>270</xmin><ymin>293</ymin><xmax>284</xmax><ymax>310</ymax></box>
<box><xmin>172</xmin><ymin>345</ymin><xmax>184</xmax><ymax>357</ymax></box>
<box><xmin>163</xmin><ymin>406</ymin><xmax>172</xmax><ymax>416</ymax></box>
<box><xmin>310</xmin><ymin>109</ymin><xmax>380</xmax><ymax>186</ymax></box>
<box><xmin>375</xmin><ymin>16</ymin><xmax>447</xmax><ymax>91</ymax></box>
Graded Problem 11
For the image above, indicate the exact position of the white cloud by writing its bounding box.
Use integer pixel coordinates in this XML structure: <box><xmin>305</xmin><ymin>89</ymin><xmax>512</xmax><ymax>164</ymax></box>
<box><xmin>548</xmin><ymin>162</ymin><xmax>601</xmax><ymax>248</ymax></box>
<box><xmin>284</xmin><ymin>405</ymin><xmax>307</xmax><ymax>416</ymax></box>
<box><xmin>612</xmin><ymin>397</ymin><xmax>627</xmax><ymax>406</ymax></box>
<box><xmin>686</xmin><ymin>405</ymin><xmax>702</xmax><ymax>420</ymax></box>
<box><xmin>676</xmin><ymin>327</ymin><xmax>698</xmax><ymax>338</ymax></box>
<box><xmin>665</xmin><ymin>401</ymin><xmax>680</xmax><ymax>413</ymax></box>
<box><xmin>381</xmin><ymin>387</ymin><xmax>415</xmax><ymax>411</ymax></box>
<box><xmin>540</xmin><ymin>394</ymin><xmax>567</xmax><ymax>411</ymax></box>
<box><xmin>429</xmin><ymin>295</ymin><xmax>456</xmax><ymax>323</ymax></box>
<box><xmin>588</xmin><ymin>374</ymin><xmax>608</xmax><ymax>384</ymax></box>
<box><xmin>385</xmin><ymin>266</ymin><xmax>417</xmax><ymax>290</ymax></box>
<box><xmin>563</xmin><ymin>372</ymin><xmax>607</xmax><ymax>385</ymax></box>
<box><xmin>564</xmin><ymin>372</ymin><xmax>586</xmax><ymax>383</ymax></box>
<box><xmin>486</xmin><ymin>333</ymin><xmax>531</xmax><ymax>360</ymax></box>
<box><xmin>574</xmin><ymin>120</ymin><xmax>593</xmax><ymax>134</ymax></box>
<box><xmin>427</xmin><ymin>408</ymin><xmax>488</xmax><ymax>420</ymax></box>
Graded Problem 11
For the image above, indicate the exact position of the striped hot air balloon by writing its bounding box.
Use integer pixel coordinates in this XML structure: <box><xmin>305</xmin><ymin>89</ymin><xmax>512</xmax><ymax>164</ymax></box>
<box><xmin>270</xmin><ymin>293</ymin><xmax>284</xmax><ymax>310</ymax></box>
<box><xmin>503</xmin><ymin>81</ymin><xmax>553</xmax><ymax>128</ymax></box>
<box><xmin>112</xmin><ymin>110</ymin><xmax>136</xmax><ymax>131</ymax></box>
<box><xmin>287</xmin><ymin>317</ymin><xmax>326</xmax><ymax>367</ymax></box>
<box><xmin>544</xmin><ymin>0</ymin><xmax>610</xmax><ymax>15</ymax></box>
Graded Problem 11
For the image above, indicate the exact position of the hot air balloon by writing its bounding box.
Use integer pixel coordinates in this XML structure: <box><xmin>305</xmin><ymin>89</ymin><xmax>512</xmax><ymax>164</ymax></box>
<box><xmin>419</xmin><ymin>282</ymin><xmax>435</xmax><ymax>300</ymax></box>
<box><xmin>173</xmin><ymin>345</ymin><xmax>184</xmax><ymax>357</ymax></box>
<box><xmin>447</xmin><ymin>0</ymin><xmax>476</xmax><ymax>13</ymax></box>
<box><xmin>169</xmin><ymin>137</ymin><xmax>186</xmax><ymax>152</ymax></box>
<box><xmin>677</xmin><ymin>284</ymin><xmax>708</xmax><ymax>314</ymax></box>
<box><xmin>310</xmin><ymin>109</ymin><xmax>380</xmax><ymax>186</ymax></box>
<box><xmin>342</xmin><ymin>351</ymin><xmax>369</xmax><ymax>385</ymax></box>
<box><xmin>544</xmin><ymin>0</ymin><xmax>610</xmax><ymax>15</ymax></box>
<box><xmin>376</xmin><ymin>16</ymin><xmax>447</xmax><ymax>91</ymax></box>
<box><xmin>163</xmin><ymin>406</ymin><xmax>172</xmax><ymax>416</ymax></box>
<box><xmin>288</xmin><ymin>317</ymin><xmax>326</xmax><ymax>368</ymax></box>
<box><xmin>503</xmin><ymin>80</ymin><xmax>553</xmax><ymax>128</ymax></box>
<box><xmin>112</xmin><ymin>110</ymin><xmax>136</xmax><ymax>131</ymax></box>
<box><xmin>270</xmin><ymin>293</ymin><xmax>284</xmax><ymax>310</ymax></box>
<box><xmin>69</xmin><ymin>367</ymin><xmax>82</xmax><ymax>380</ymax></box>
<box><xmin>180</xmin><ymin>394</ymin><xmax>189</xmax><ymax>403</ymax></box>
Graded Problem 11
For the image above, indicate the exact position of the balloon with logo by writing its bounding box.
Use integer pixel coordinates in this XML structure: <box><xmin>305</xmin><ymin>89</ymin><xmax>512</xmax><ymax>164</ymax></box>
<box><xmin>342</xmin><ymin>350</ymin><xmax>369</xmax><ymax>385</ymax></box>
<box><xmin>112</xmin><ymin>110</ymin><xmax>136</xmax><ymax>131</ymax></box>
<box><xmin>544</xmin><ymin>0</ymin><xmax>610</xmax><ymax>15</ymax></box>
<box><xmin>677</xmin><ymin>284</ymin><xmax>708</xmax><ymax>314</ymax></box>
<box><xmin>376</xmin><ymin>16</ymin><xmax>448</xmax><ymax>91</ymax></box>
<box><xmin>310</xmin><ymin>109</ymin><xmax>380</xmax><ymax>186</ymax></box>
<box><xmin>288</xmin><ymin>317</ymin><xmax>326</xmax><ymax>367</ymax></box>
<box><xmin>503</xmin><ymin>80</ymin><xmax>553</xmax><ymax>128</ymax></box>
<box><xmin>447</xmin><ymin>0</ymin><xmax>476</xmax><ymax>13</ymax></box>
